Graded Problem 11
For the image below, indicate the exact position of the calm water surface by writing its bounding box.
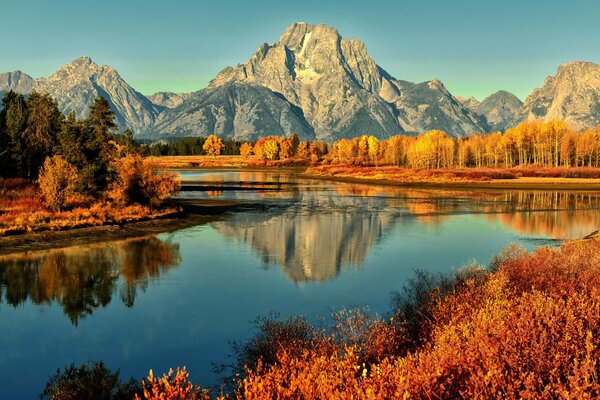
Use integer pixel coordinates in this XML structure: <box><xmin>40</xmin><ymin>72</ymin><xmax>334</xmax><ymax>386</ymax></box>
<box><xmin>1</xmin><ymin>170</ymin><xmax>600</xmax><ymax>398</ymax></box>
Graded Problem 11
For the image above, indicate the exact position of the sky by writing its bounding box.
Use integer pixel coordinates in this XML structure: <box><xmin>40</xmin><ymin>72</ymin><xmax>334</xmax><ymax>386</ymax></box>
<box><xmin>1</xmin><ymin>0</ymin><xmax>599</xmax><ymax>100</ymax></box>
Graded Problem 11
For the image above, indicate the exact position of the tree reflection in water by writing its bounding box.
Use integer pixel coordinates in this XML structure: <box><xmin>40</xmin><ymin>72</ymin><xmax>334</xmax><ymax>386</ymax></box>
<box><xmin>0</xmin><ymin>236</ymin><xmax>180</xmax><ymax>325</ymax></box>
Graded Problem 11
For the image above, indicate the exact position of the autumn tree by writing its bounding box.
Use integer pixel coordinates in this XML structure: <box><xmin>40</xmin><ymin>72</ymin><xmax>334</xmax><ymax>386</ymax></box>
<box><xmin>240</xmin><ymin>142</ymin><xmax>253</xmax><ymax>159</ymax></box>
<box><xmin>109</xmin><ymin>154</ymin><xmax>179</xmax><ymax>208</ymax></box>
<box><xmin>202</xmin><ymin>134</ymin><xmax>225</xmax><ymax>158</ymax></box>
<box><xmin>297</xmin><ymin>141</ymin><xmax>309</xmax><ymax>159</ymax></box>
<box><xmin>279</xmin><ymin>138</ymin><xmax>294</xmax><ymax>159</ymax></box>
<box><xmin>263</xmin><ymin>138</ymin><xmax>280</xmax><ymax>160</ymax></box>
<box><xmin>253</xmin><ymin>137</ymin><xmax>267</xmax><ymax>159</ymax></box>
<box><xmin>367</xmin><ymin>135</ymin><xmax>380</xmax><ymax>165</ymax></box>
<box><xmin>38</xmin><ymin>155</ymin><xmax>79</xmax><ymax>212</ymax></box>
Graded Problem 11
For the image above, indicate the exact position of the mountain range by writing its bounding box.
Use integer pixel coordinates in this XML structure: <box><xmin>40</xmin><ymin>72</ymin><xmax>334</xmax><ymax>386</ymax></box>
<box><xmin>1</xmin><ymin>22</ymin><xmax>600</xmax><ymax>141</ymax></box>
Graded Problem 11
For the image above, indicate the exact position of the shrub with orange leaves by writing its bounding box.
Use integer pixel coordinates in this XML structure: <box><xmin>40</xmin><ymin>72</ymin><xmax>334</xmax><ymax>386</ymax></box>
<box><xmin>109</xmin><ymin>154</ymin><xmax>179</xmax><ymax>208</ymax></box>
<box><xmin>135</xmin><ymin>367</ymin><xmax>209</xmax><ymax>400</ymax></box>
<box><xmin>234</xmin><ymin>239</ymin><xmax>600</xmax><ymax>399</ymax></box>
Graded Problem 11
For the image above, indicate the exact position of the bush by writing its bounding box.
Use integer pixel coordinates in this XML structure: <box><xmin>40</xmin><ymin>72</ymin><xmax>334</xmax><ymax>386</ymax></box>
<box><xmin>109</xmin><ymin>154</ymin><xmax>179</xmax><ymax>208</ymax></box>
<box><xmin>40</xmin><ymin>361</ymin><xmax>141</xmax><ymax>400</ymax></box>
<box><xmin>135</xmin><ymin>367</ymin><xmax>208</xmax><ymax>400</ymax></box>
<box><xmin>38</xmin><ymin>155</ymin><xmax>78</xmax><ymax>212</ymax></box>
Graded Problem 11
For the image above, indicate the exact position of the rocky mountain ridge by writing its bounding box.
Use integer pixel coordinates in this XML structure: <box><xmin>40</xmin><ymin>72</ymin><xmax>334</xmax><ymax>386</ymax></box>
<box><xmin>2</xmin><ymin>24</ymin><xmax>600</xmax><ymax>140</ymax></box>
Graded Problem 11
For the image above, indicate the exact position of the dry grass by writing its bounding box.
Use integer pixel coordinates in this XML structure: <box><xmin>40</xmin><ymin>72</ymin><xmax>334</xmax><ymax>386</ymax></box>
<box><xmin>306</xmin><ymin>165</ymin><xmax>600</xmax><ymax>185</ymax></box>
<box><xmin>146</xmin><ymin>155</ymin><xmax>311</xmax><ymax>169</ymax></box>
<box><xmin>146</xmin><ymin>155</ymin><xmax>251</xmax><ymax>169</ymax></box>
<box><xmin>0</xmin><ymin>178</ymin><xmax>177</xmax><ymax>236</ymax></box>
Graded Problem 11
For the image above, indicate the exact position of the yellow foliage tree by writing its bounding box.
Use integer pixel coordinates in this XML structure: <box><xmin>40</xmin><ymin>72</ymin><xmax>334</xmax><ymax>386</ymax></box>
<box><xmin>38</xmin><ymin>155</ymin><xmax>79</xmax><ymax>212</ymax></box>
<box><xmin>203</xmin><ymin>134</ymin><xmax>225</xmax><ymax>158</ymax></box>
<box><xmin>263</xmin><ymin>138</ymin><xmax>280</xmax><ymax>160</ymax></box>
<box><xmin>240</xmin><ymin>142</ymin><xmax>253</xmax><ymax>159</ymax></box>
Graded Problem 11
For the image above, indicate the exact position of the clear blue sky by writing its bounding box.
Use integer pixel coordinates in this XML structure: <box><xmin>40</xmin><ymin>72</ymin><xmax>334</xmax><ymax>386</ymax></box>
<box><xmin>1</xmin><ymin>0</ymin><xmax>599</xmax><ymax>100</ymax></box>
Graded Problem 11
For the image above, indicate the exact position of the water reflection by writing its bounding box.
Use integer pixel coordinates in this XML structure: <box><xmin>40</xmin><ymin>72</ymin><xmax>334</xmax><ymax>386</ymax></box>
<box><xmin>0</xmin><ymin>236</ymin><xmax>180</xmax><ymax>325</ymax></box>
<box><xmin>213</xmin><ymin>194</ymin><xmax>402</xmax><ymax>283</ymax></box>
<box><xmin>189</xmin><ymin>172</ymin><xmax>600</xmax><ymax>283</ymax></box>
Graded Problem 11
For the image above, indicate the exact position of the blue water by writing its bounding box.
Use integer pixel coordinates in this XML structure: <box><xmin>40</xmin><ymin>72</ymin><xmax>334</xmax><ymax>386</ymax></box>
<box><xmin>1</xmin><ymin>170</ymin><xmax>599</xmax><ymax>398</ymax></box>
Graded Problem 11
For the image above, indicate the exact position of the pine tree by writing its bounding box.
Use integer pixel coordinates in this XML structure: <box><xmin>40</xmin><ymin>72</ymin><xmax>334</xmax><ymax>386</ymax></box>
<box><xmin>2</xmin><ymin>91</ymin><xmax>28</xmax><ymax>177</ymax></box>
<box><xmin>23</xmin><ymin>91</ymin><xmax>64</xmax><ymax>178</ymax></box>
<box><xmin>82</xmin><ymin>96</ymin><xmax>118</xmax><ymax>193</ymax></box>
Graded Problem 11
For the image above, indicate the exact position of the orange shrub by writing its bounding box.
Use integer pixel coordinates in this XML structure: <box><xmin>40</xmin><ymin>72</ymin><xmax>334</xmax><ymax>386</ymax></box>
<box><xmin>109</xmin><ymin>154</ymin><xmax>180</xmax><ymax>208</ymax></box>
<box><xmin>234</xmin><ymin>239</ymin><xmax>600</xmax><ymax>399</ymax></box>
<box><xmin>135</xmin><ymin>367</ymin><xmax>208</xmax><ymax>400</ymax></box>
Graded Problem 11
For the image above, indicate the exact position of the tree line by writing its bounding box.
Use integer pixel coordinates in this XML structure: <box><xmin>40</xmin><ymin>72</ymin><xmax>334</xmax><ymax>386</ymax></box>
<box><xmin>227</xmin><ymin>120</ymin><xmax>600</xmax><ymax>168</ymax></box>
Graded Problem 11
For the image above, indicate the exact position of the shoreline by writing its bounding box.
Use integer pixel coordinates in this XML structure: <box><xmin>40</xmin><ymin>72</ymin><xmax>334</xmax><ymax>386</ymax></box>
<box><xmin>4</xmin><ymin>168</ymin><xmax>600</xmax><ymax>254</ymax></box>
<box><xmin>299</xmin><ymin>172</ymin><xmax>600</xmax><ymax>191</ymax></box>
<box><xmin>0</xmin><ymin>199</ymin><xmax>242</xmax><ymax>256</ymax></box>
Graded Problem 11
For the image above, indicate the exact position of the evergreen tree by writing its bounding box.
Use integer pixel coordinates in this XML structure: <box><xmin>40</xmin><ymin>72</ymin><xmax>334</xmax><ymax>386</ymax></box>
<box><xmin>58</xmin><ymin>112</ymin><xmax>87</xmax><ymax>169</ymax></box>
<box><xmin>82</xmin><ymin>96</ymin><xmax>118</xmax><ymax>193</ymax></box>
<box><xmin>0</xmin><ymin>98</ymin><xmax>9</xmax><ymax>174</ymax></box>
<box><xmin>2</xmin><ymin>91</ymin><xmax>28</xmax><ymax>177</ymax></box>
<box><xmin>23</xmin><ymin>91</ymin><xmax>64</xmax><ymax>178</ymax></box>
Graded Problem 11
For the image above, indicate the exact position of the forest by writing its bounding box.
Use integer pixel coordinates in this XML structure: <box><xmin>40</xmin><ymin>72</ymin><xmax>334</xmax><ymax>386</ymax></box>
<box><xmin>0</xmin><ymin>90</ymin><xmax>178</xmax><ymax>235</ymax></box>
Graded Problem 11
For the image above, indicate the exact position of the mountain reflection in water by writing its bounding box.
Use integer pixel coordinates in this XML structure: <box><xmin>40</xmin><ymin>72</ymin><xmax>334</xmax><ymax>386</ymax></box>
<box><xmin>193</xmin><ymin>173</ymin><xmax>600</xmax><ymax>283</ymax></box>
<box><xmin>0</xmin><ymin>236</ymin><xmax>180</xmax><ymax>325</ymax></box>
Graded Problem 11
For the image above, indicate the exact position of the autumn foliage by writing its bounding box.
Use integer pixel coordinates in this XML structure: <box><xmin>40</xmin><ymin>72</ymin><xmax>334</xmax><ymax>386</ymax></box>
<box><xmin>203</xmin><ymin>134</ymin><xmax>225</xmax><ymax>158</ymax></box>
<box><xmin>135</xmin><ymin>368</ymin><xmax>208</xmax><ymax>400</ymax></box>
<box><xmin>37</xmin><ymin>155</ymin><xmax>78</xmax><ymax>211</ymax></box>
<box><xmin>109</xmin><ymin>154</ymin><xmax>180</xmax><ymax>208</ymax></box>
<box><xmin>231</xmin><ymin>239</ymin><xmax>600</xmax><ymax>399</ymax></box>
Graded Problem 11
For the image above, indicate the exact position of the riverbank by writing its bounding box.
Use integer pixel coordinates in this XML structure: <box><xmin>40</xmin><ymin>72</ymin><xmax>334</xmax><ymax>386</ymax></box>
<box><xmin>147</xmin><ymin>155</ymin><xmax>310</xmax><ymax>169</ymax></box>
<box><xmin>303</xmin><ymin>165</ymin><xmax>600</xmax><ymax>190</ymax></box>
<box><xmin>0</xmin><ymin>199</ymin><xmax>242</xmax><ymax>255</ymax></box>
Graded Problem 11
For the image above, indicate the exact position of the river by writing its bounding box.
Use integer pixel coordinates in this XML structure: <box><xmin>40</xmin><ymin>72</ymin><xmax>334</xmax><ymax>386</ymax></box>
<box><xmin>1</xmin><ymin>170</ymin><xmax>599</xmax><ymax>398</ymax></box>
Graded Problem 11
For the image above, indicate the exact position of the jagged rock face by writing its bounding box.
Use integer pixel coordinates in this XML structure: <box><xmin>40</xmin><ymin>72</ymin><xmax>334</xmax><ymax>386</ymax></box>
<box><xmin>476</xmin><ymin>90</ymin><xmax>523</xmax><ymax>131</ymax></box>
<box><xmin>519</xmin><ymin>62</ymin><xmax>600</xmax><ymax>130</ymax></box>
<box><xmin>456</xmin><ymin>96</ymin><xmax>481</xmax><ymax>110</ymax></box>
<box><xmin>0</xmin><ymin>71</ymin><xmax>34</xmax><ymax>93</ymax></box>
<box><xmin>208</xmin><ymin>22</ymin><xmax>487</xmax><ymax>139</ymax></box>
<box><xmin>0</xmin><ymin>57</ymin><xmax>160</xmax><ymax>134</ymax></box>
<box><xmin>147</xmin><ymin>92</ymin><xmax>191</xmax><ymax>109</ymax></box>
<box><xmin>33</xmin><ymin>57</ymin><xmax>160</xmax><ymax>133</ymax></box>
<box><xmin>153</xmin><ymin>83</ymin><xmax>315</xmax><ymax>141</ymax></box>
<box><xmin>212</xmin><ymin>191</ymin><xmax>400</xmax><ymax>283</ymax></box>
<box><xmin>0</xmin><ymin>71</ymin><xmax>35</xmax><ymax>107</ymax></box>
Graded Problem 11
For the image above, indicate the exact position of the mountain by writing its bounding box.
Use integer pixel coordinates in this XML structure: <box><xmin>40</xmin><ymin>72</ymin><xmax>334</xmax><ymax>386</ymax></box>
<box><xmin>519</xmin><ymin>61</ymin><xmax>600</xmax><ymax>130</ymax></box>
<box><xmin>476</xmin><ymin>90</ymin><xmax>523</xmax><ymax>131</ymax></box>
<box><xmin>0</xmin><ymin>56</ymin><xmax>160</xmax><ymax>134</ymax></box>
<box><xmin>456</xmin><ymin>96</ymin><xmax>481</xmax><ymax>110</ymax></box>
<box><xmin>0</xmin><ymin>71</ymin><xmax>35</xmax><ymax>107</ymax></box>
<box><xmin>154</xmin><ymin>83</ymin><xmax>315</xmax><ymax>141</ymax></box>
<box><xmin>197</xmin><ymin>22</ymin><xmax>487</xmax><ymax>140</ymax></box>
<box><xmin>147</xmin><ymin>91</ymin><xmax>191</xmax><ymax>109</ymax></box>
